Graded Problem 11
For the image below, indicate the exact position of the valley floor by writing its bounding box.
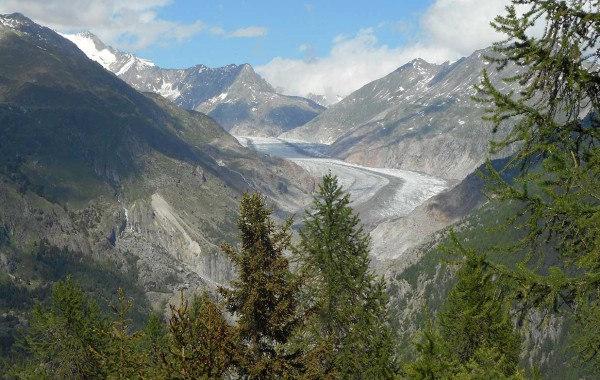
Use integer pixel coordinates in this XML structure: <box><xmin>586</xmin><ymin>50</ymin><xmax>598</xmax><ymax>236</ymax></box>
<box><xmin>236</xmin><ymin>136</ymin><xmax>447</xmax><ymax>259</ymax></box>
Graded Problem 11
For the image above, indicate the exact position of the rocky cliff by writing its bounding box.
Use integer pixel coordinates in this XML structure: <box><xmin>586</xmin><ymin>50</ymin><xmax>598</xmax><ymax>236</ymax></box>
<box><xmin>283</xmin><ymin>50</ymin><xmax>519</xmax><ymax>181</ymax></box>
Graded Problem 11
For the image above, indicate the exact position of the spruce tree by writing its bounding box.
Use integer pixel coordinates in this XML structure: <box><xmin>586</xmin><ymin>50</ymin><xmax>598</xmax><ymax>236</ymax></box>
<box><xmin>295</xmin><ymin>173</ymin><xmax>396</xmax><ymax>379</ymax></box>
<box><xmin>17</xmin><ymin>277</ymin><xmax>109</xmax><ymax>379</ymax></box>
<box><xmin>220</xmin><ymin>192</ymin><xmax>303</xmax><ymax>379</ymax></box>
<box><xmin>406</xmin><ymin>249</ymin><xmax>525</xmax><ymax>379</ymax></box>
<box><xmin>159</xmin><ymin>290</ymin><xmax>234</xmax><ymax>380</ymax></box>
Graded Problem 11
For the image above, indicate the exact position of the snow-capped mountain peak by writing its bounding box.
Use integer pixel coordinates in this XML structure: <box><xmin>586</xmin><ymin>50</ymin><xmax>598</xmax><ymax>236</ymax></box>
<box><xmin>61</xmin><ymin>31</ymin><xmax>155</xmax><ymax>75</ymax></box>
<box><xmin>60</xmin><ymin>32</ymin><xmax>117</xmax><ymax>70</ymax></box>
<box><xmin>59</xmin><ymin>30</ymin><xmax>323</xmax><ymax>136</ymax></box>
<box><xmin>0</xmin><ymin>13</ymin><xmax>27</xmax><ymax>29</ymax></box>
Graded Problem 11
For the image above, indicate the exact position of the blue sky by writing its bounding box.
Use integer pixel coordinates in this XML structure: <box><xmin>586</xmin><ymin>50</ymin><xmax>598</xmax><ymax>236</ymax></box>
<box><xmin>0</xmin><ymin>0</ymin><xmax>510</xmax><ymax>100</ymax></box>
<box><xmin>136</xmin><ymin>1</ymin><xmax>433</xmax><ymax>68</ymax></box>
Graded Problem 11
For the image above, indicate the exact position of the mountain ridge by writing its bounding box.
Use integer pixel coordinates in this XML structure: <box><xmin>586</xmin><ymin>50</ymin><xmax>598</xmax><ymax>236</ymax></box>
<box><xmin>61</xmin><ymin>31</ymin><xmax>325</xmax><ymax>136</ymax></box>
<box><xmin>0</xmin><ymin>13</ymin><xmax>314</xmax><ymax>306</ymax></box>
<box><xmin>282</xmin><ymin>48</ymin><xmax>517</xmax><ymax>181</ymax></box>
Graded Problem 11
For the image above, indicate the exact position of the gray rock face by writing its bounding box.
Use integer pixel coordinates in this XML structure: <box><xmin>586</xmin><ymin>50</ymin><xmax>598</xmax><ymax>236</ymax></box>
<box><xmin>282</xmin><ymin>50</ymin><xmax>519</xmax><ymax>180</ymax></box>
<box><xmin>0</xmin><ymin>14</ymin><xmax>313</xmax><ymax>305</ymax></box>
<box><xmin>62</xmin><ymin>32</ymin><xmax>324</xmax><ymax>136</ymax></box>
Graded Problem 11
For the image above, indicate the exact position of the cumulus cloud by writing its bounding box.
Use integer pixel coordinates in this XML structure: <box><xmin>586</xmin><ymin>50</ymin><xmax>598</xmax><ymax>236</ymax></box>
<box><xmin>258</xmin><ymin>0</ymin><xmax>511</xmax><ymax>103</ymax></box>
<box><xmin>0</xmin><ymin>0</ymin><xmax>263</xmax><ymax>50</ymax></box>
<box><xmin>421</xmin><ymin>0</ymin><xmax>509</xmax><ymax>56</ymax></box>
<box><xmin>258</xmin><ymin>29</ymin><xmax>457</xmax><ymax>102</ymax></box>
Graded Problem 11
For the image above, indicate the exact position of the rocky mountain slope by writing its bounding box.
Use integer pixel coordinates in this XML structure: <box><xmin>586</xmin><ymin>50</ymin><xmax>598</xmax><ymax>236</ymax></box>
<box><xmin>282</xmin><ymin>51</ymin><xmax>519</xmax><ymax>180</ymax></box>
<box><xmin>62</xmin><ymin>32</ymin><xmax>324</xmax><ymax>136</ymax></box>
<box><xmin>0</xmin><ymin>13</ymin><xmax>313</xmax><ymax>308</ymax></box>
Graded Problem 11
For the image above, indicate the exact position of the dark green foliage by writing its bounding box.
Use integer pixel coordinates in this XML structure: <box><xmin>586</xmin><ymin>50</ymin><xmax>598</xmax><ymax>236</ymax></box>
<box><xmin>470</xmin><ymin>0</ymin><xmax>600</xmax><ymax>373</ymax></box>
<box><xmin>295</xmin><ymin>173</ymin><xmax>397</xmax><ymax>379</ymax></box>
<box><xmin>473</xmin><ymin>0</ymin><xmax>600</xmax><ymax>310</ymax></box>
<box><xmin>571</xmin><ymin>299</ymin><xmax>600</xmax><ymax>372</ymax></box>
<box><xmin>158</xmin><ymin>291</ymin><xmax>234</xmax><ymax>379</ymax></box>
<box><xmin>439</xmin><ymin>251</ymin><xmax>520</xmax><ymax>371</ymax></box>
<box><xmin>0</xmin><ymin>239</ymin><xmax>150</xmax><ymax>359</ymax></box>
<box><xmin>220</xmin><ymin>192</ymin><xmax>303</xmax><ymax>379</ymax></box>
<box><xmin>94</xmin><ymin>288</ymin><xmax>146</xmax><ymax>380</ymax></box>
<box><xmin>406</xmin><ymin>246</ymin><xmax>525</xmax><ymax>379</ymax></box>
<box><xmin>404</xmin><ymin>314</ymin><xmax>453</xmax><ymax>380</ymax></box>
<box><xmin>16</xmin><ymin>277</ymin><xmax>110</xmax><ymax>379</ymax></box>
<box><xmin>138</xmin><ymin>310</ymin><xmax>169</xmax><ymax>379</ymax></box>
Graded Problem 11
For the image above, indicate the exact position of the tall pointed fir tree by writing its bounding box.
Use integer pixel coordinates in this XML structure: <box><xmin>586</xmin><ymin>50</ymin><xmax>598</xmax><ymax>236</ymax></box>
<box><xmin>406</xmin><ymin>245</ymin><xmax>525</xmax><ymax>379</ymax></box>
<box><xmin>295</xmin><ymin>173</ymin><xmax>397</xmax><ymax>379</ymax></box>
<box><xmin>472</xmin><ymin>0</ymin><xmax>600</xmax><ymax>370</ymax></box>
<box><xmin>17</xmin><ymin>277</ymin><xmax>110</xmax><ymax>379</ymax></box>
<box><xmin>220</xmin><ymin>192</ymin><xmax>304</xmax><ymax>379</ymax></box>
<box><xmin>93</xmin><ymin>288</ymin><xmax>146</xmax><ymax>379</ymax></box>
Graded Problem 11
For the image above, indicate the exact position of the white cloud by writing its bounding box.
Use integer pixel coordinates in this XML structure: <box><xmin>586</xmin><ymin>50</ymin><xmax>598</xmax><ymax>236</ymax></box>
<box><xmin>258</xmin><ymin>0</ymin><xmax>511</xmax><ymax>103</ymax></box>
<box><xmin>258</xmin><ymin>29</ymin><xmax>456</xmax><ymax>103</ymax></box>
<box><xmin>0</xmin><ymin>0</ymin><xmax>261</xmax><ymax>50</ymax></box>
<box><xmin>228</xmin><ymin>26</ymin><xmax>268</xmax><ymax>38</ymax></box>
<box><xmin>421</xmin><ymin>0</ymin><xmax>509</xmax><ymax>56</ymax></box>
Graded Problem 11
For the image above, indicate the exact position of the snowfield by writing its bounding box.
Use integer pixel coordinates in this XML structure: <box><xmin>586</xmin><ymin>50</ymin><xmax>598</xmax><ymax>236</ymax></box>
<box><xmin>236</xmin><ymin>136</ymin><xmax>447</xmax><ymax>227</ymax></box>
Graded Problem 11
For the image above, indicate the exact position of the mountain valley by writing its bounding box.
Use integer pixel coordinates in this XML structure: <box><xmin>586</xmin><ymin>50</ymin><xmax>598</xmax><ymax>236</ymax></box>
<box><xmin>0</xmin><ymin>13</ymin><xmax>314</xmax><ymax>308</ymax></box>
<box><xmin>0</xmin><ymin>9</ymin><xmax>594</xmax><ymax>379</ymax></box>
<box><xmin>283</xmin><ymin>51</ymin><xmax>520</xmax><ymax>181</ymax></box>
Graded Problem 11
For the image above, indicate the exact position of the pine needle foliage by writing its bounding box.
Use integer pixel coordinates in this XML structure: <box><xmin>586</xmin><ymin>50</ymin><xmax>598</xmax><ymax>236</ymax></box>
<box><xmin>473</xmin><ymin>0</ymin><xmax>600</xmax><ymax>312</ymax></box>
<box><xmin>17</xmin><ymin>276</ymin><xmax>109</xmax><ymax>379</ymax></box>
<box><xmin>93</xmin><ymin>288</ymin><xmax>146</xmax><ymax>380</ymax></box>
<box><xmin>220</xmin><ymin>192</ymin><xmax>304</xmax><ymax>379</ymax></box>
<box><xmin>471</xmin><ymin>1</ymin><xmax>600</xmax><ymax>372</ymax></box>
<box><xmin>406</xmin><ymin>245</ymin><xmax>526</xmax><ymax>380</ymax></box>
<box><xmin>159</xmin><ymin>290</ymin><xmax>234</xmax><ymax>380</ymax></box>
<box><xmin>295</xmin><ymin>173</ymin><xmax>397</xmax><ymax>379</ymax></box>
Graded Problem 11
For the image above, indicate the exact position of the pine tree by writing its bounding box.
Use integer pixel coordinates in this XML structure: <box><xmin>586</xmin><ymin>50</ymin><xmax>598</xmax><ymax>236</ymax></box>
<box><xmin>474</xmin><ymin>0</ymin><xmax>600</xmax><ymax>309</ymax></box>
<box><xmin>438</xmin><ymin>251</ymin><xmax>522</xmax><ymax>377</ymax></box>
<box><xmin>406</xmin><ymin>247</ymin><xmax>525</xmax><ymax>379</ymax></box>
<box><xmin>295</xmin><ymin>173</ymin><xmax>397</xmax><ymax>379</ymax></box>
<box><xmin>220</xmin><ymin>192</ymin><xmax>303</xmax><ymax>379</ymax></box>
<box><xmin>159</xmin><ymin>290</ymin><xmax>235</xmax><ymax>379</ymax></box>
<box><xmin>472</xmin><ymin>0</ymin><xmax>600</xmax><ymax>370</ymax></box>
<box><xmin>141</xmin><ymin>310</ymin><xmax>168</xmax><ymax>378</ymax></box>
<box><xmin>93</xmin><ymin>288</ymin><xmax>146</xmax><ymax>380</ymax></box>
<box><xmin>403</xmin><ymin>312</ymin><xmax>453</xmax><ymax>380</ymax></box>
<box><xmin>18</xmin><ymin>276</ymin><xmax>109</xmax><ymax>379</ymax></box>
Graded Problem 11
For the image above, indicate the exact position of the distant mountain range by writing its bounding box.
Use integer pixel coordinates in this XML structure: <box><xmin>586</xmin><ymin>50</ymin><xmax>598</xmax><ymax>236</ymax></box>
<box><xmin>0</xmin><ymin>13</ymin><xmax>313</xmax><ymax>303</ymax></box>
<box><xmin>62</xmin><ymin>32</ymin><xmax>325</xmax><ymax>136</ymax></box>
<box><xmin>283</xmin><ymin>51</ymin><xmax>518</xmax><ymax>180</ymax></box>
<box><xmin>62</xmin><ymin>29</ymin><xmax>521</xmax><ymax>182</ymax></box>
<box><xmin>0</xmin><ymin>11</ymin><xmax>519</xmax><ymax>298</ymax></box>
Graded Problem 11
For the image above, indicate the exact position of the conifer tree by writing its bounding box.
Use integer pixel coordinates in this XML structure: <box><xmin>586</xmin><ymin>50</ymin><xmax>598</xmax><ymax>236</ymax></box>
<box><xmin>295</xmin><ymin>173</ymin><xmax>396</xmax><ymax>379</ymax></box>
<box><xmin>438</xmin><ymin>251</ymin><xmax>522</xmax><ymax>377</ymax></box>
<box><xmin>18</xmin><ymin>276</ymin><xmax>109</xmax><ymax>379</ymax></box>
<box><xmin>93</xmin><ymin>288</ymin><xmax>146</xmax><ymax>380</ymax></box>
<box><xmin>159</xmin><ymin>290</ymin><xmax>235</xmax><ymax>380</ymax></box>
<box><xmin>474</xmin><ymin>0</ymin><xmax>600</xmax><ymax>309</ymax></box>
<box><xmin>220</xmin><ymin>192</ymin><xmax>303</xmax><ymax>379</ymax></box>
<box><xmin>406</xmin><ymin>248</ymin><xmax>525</xmax><ymax>379</ymax></box>
<box><xmin>141</xmin><ymin>310</ymin><xmax>168</xmax><ymax>378</ymax></box>
<box><xmin>473</xmin><ymin>0</ymin><xmax>600</xmax><ymax>370</ymax></box>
